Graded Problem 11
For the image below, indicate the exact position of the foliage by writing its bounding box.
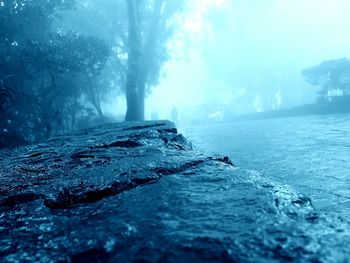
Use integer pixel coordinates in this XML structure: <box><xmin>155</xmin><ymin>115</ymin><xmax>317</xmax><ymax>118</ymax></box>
<box><xmin>302</xmin><ymin>58</ymin><xmax>350</xmax><ymax>96</ymax></box>
<box><xmin>0</xmin><ymin>0</ymin><xmax>186</xmax><ymax>145</ymax></box>
<box><xmin>0</xmin><ymin>0</ymin><xmax>109</xmax><ymax>144</ymax></box>
<box><xmin>60</xmin><ymin>0</ymin><xmax>185</xmax><ymax>122</ymax></box>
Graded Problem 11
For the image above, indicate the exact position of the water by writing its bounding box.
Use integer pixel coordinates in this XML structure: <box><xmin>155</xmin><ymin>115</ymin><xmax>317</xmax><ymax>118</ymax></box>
<box><xmin>181</xmin><ymin>114</ymin><xmax>350</xmax><ymax>261</ymax></box>
<box><xmin>183</xmin><ymin>114</ymin><xmax>350</xmax><ymax>214</ymax></box>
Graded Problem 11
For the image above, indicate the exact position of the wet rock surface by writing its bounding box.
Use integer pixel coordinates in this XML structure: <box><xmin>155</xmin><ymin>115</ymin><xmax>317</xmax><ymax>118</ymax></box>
<box><xmin>0</xmin><ymin>120</ymin><xmax>349</xmax><ymax>262</ymax></box>
<box><xmin>0</xmin><ymin>121</ymin><xmax>235</xmax><ymax>261</ymax></box>
<box><xmin>0</xmin><ymin>121</ymin><xmax>201</xmax><ymax>209</ymax></box>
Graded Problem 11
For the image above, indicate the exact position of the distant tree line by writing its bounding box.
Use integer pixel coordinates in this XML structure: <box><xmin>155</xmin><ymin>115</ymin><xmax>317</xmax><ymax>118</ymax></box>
<box><xmin>302</xmin><ymin>58</ymin><xmax>350</xmax><ymax>99</ymax></box>
<box><xmin>0</xmin><ymin>0</ymin><xmax>185</xmax><ymax>147</ymax></box>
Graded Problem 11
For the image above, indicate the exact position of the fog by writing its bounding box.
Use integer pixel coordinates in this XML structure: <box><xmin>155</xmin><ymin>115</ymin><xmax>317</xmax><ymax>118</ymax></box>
<box><xmin>146</xmin><ymin>0</ymin><xmax>350</xmax><ymax>122</ymax></box>
<box><xmin>2</xmin><ymin>0</ymin><xmax>350</xmax><ymax>144</ymax></box>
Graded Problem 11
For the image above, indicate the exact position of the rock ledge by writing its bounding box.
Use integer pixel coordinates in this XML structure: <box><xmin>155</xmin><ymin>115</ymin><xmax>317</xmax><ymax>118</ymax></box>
<box><xmin>0</xmin><ymin>120</ymin><xmax>233</xmax><ymax>261</ymax></box>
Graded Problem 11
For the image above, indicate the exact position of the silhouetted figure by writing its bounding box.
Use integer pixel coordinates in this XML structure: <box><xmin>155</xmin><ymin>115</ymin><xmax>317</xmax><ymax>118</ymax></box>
<box><xmin>171</xmin><ymin>107</ymin><xmax>178</xmax><ymax>126</ymax></box>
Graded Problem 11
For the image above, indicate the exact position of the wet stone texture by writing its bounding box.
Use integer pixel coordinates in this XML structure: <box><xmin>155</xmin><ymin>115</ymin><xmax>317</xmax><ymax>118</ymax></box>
<box><xmin>1</xmin><ymin>120</ymin><xmax>349</xmax><ymax>262</ymax></box>
<box><xmin>0</xmin><ymin>121</ymin><xmax>235</xmax><ymax>262</ymax></box>
<box><xmin>0</xmin><ymin>121</ymin><xmax>200</xmax><ymax>209</ymax></box>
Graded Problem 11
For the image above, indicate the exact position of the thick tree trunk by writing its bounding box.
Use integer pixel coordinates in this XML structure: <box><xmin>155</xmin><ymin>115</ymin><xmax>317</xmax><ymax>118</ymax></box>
<box><xmin>124</xmin><ymin>0</ymin><xmax>164</xmax><ymax>121</ymax></box>
<box><xmin>137</xmin><ymin>0</ymin><xmax>164</xmax><ymax>117</ymax></box>
<box><xmin>125</xmin><ymin>0</ymin><xmax>143</xmax><ymax>121</ymax></box>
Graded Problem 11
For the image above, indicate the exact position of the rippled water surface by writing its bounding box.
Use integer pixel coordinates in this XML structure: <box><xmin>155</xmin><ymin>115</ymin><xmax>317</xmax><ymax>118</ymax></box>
<box><xmin>181</xmin><ymin>114</ymin><xmax>350</xmax><ymax>262</ymax></box>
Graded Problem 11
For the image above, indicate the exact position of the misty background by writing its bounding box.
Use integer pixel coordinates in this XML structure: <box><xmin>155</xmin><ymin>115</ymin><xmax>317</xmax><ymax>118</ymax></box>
<box><xmin>1</xmin><ymin>0</ymin><xmax>350</xmax><ymax>144</ymax></box>
<box><xmin>147</xmin><ymin>0</ymin><xmax>350</xmax><ymax>122</ymax></box>
<box><xmin>96</xmin><ymin>0</ymin><xmax>350</xmax><ymax>122</ymax></box>
<box><xmin>56</xmin><ymin>0</ymin><xmax>350</xmax><ymax>119</ymax></box>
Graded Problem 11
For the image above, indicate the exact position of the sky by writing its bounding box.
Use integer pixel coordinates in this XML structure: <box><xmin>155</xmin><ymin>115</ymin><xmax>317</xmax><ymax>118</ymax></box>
<box><xmin>144</xmin><ymin>0</ymin><xmax>350</xmax><ymax>120</ymax></box>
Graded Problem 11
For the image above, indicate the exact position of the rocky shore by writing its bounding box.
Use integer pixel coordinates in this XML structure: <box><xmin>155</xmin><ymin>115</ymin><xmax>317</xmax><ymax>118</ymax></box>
<box><xmin>0</xmin><ymin>121</ymin><xmax>234</xmax><ymax>262</ymax></box>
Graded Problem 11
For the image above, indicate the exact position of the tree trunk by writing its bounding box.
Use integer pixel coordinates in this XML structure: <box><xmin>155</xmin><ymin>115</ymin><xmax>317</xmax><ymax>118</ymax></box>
<box><xmin>86</xmin><ymin>78</ymin><xmax>104</xmax><ymax>119</ymax></box>
<box><xmin>124</xmin><ymin>0</ymin><xmax>165</xmax><ymax>121</ymax></box>
<box><xmin>137</xmin><ymin>0</ymin><xmax>164</xmax><ymax>119</ymax></box>
<box><xmin>125</xmin><ymin>0</ymin><xmax>143</xmax><ymax>121</ymax></box>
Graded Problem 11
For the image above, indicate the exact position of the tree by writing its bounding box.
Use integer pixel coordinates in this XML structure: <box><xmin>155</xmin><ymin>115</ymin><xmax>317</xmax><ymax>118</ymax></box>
<box><xmin>125</xmin><ymin>0</ymin><xmax>142</xmax><ymax>121</ymax></box>
<box><xmin>64</xmin><ymin>0</ymin><xmax>185</xmax><ymax>122</ymax></box>
<box><xmin>58</xmin><ymin>0</ymin><xmax>127</xmax><ymax>118</ymax></box>
<box><xmin>0</xmin><ymin>0</ymin><xmax>109</xmax><ymax>144</ymax></box>
<box><xmin>124</xmin><ymin>0</ymin><xmax>185</xmax><ymax>121</ymax></box>
<box><xmin>0</xmin><ymin>0</ymin><xmax>186</xmax><ymax>147</ymax></box>
<box><xmin>302</xmin><ymin>58</ymin><xmax>350</xmax><ymax>97</ymax></box>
